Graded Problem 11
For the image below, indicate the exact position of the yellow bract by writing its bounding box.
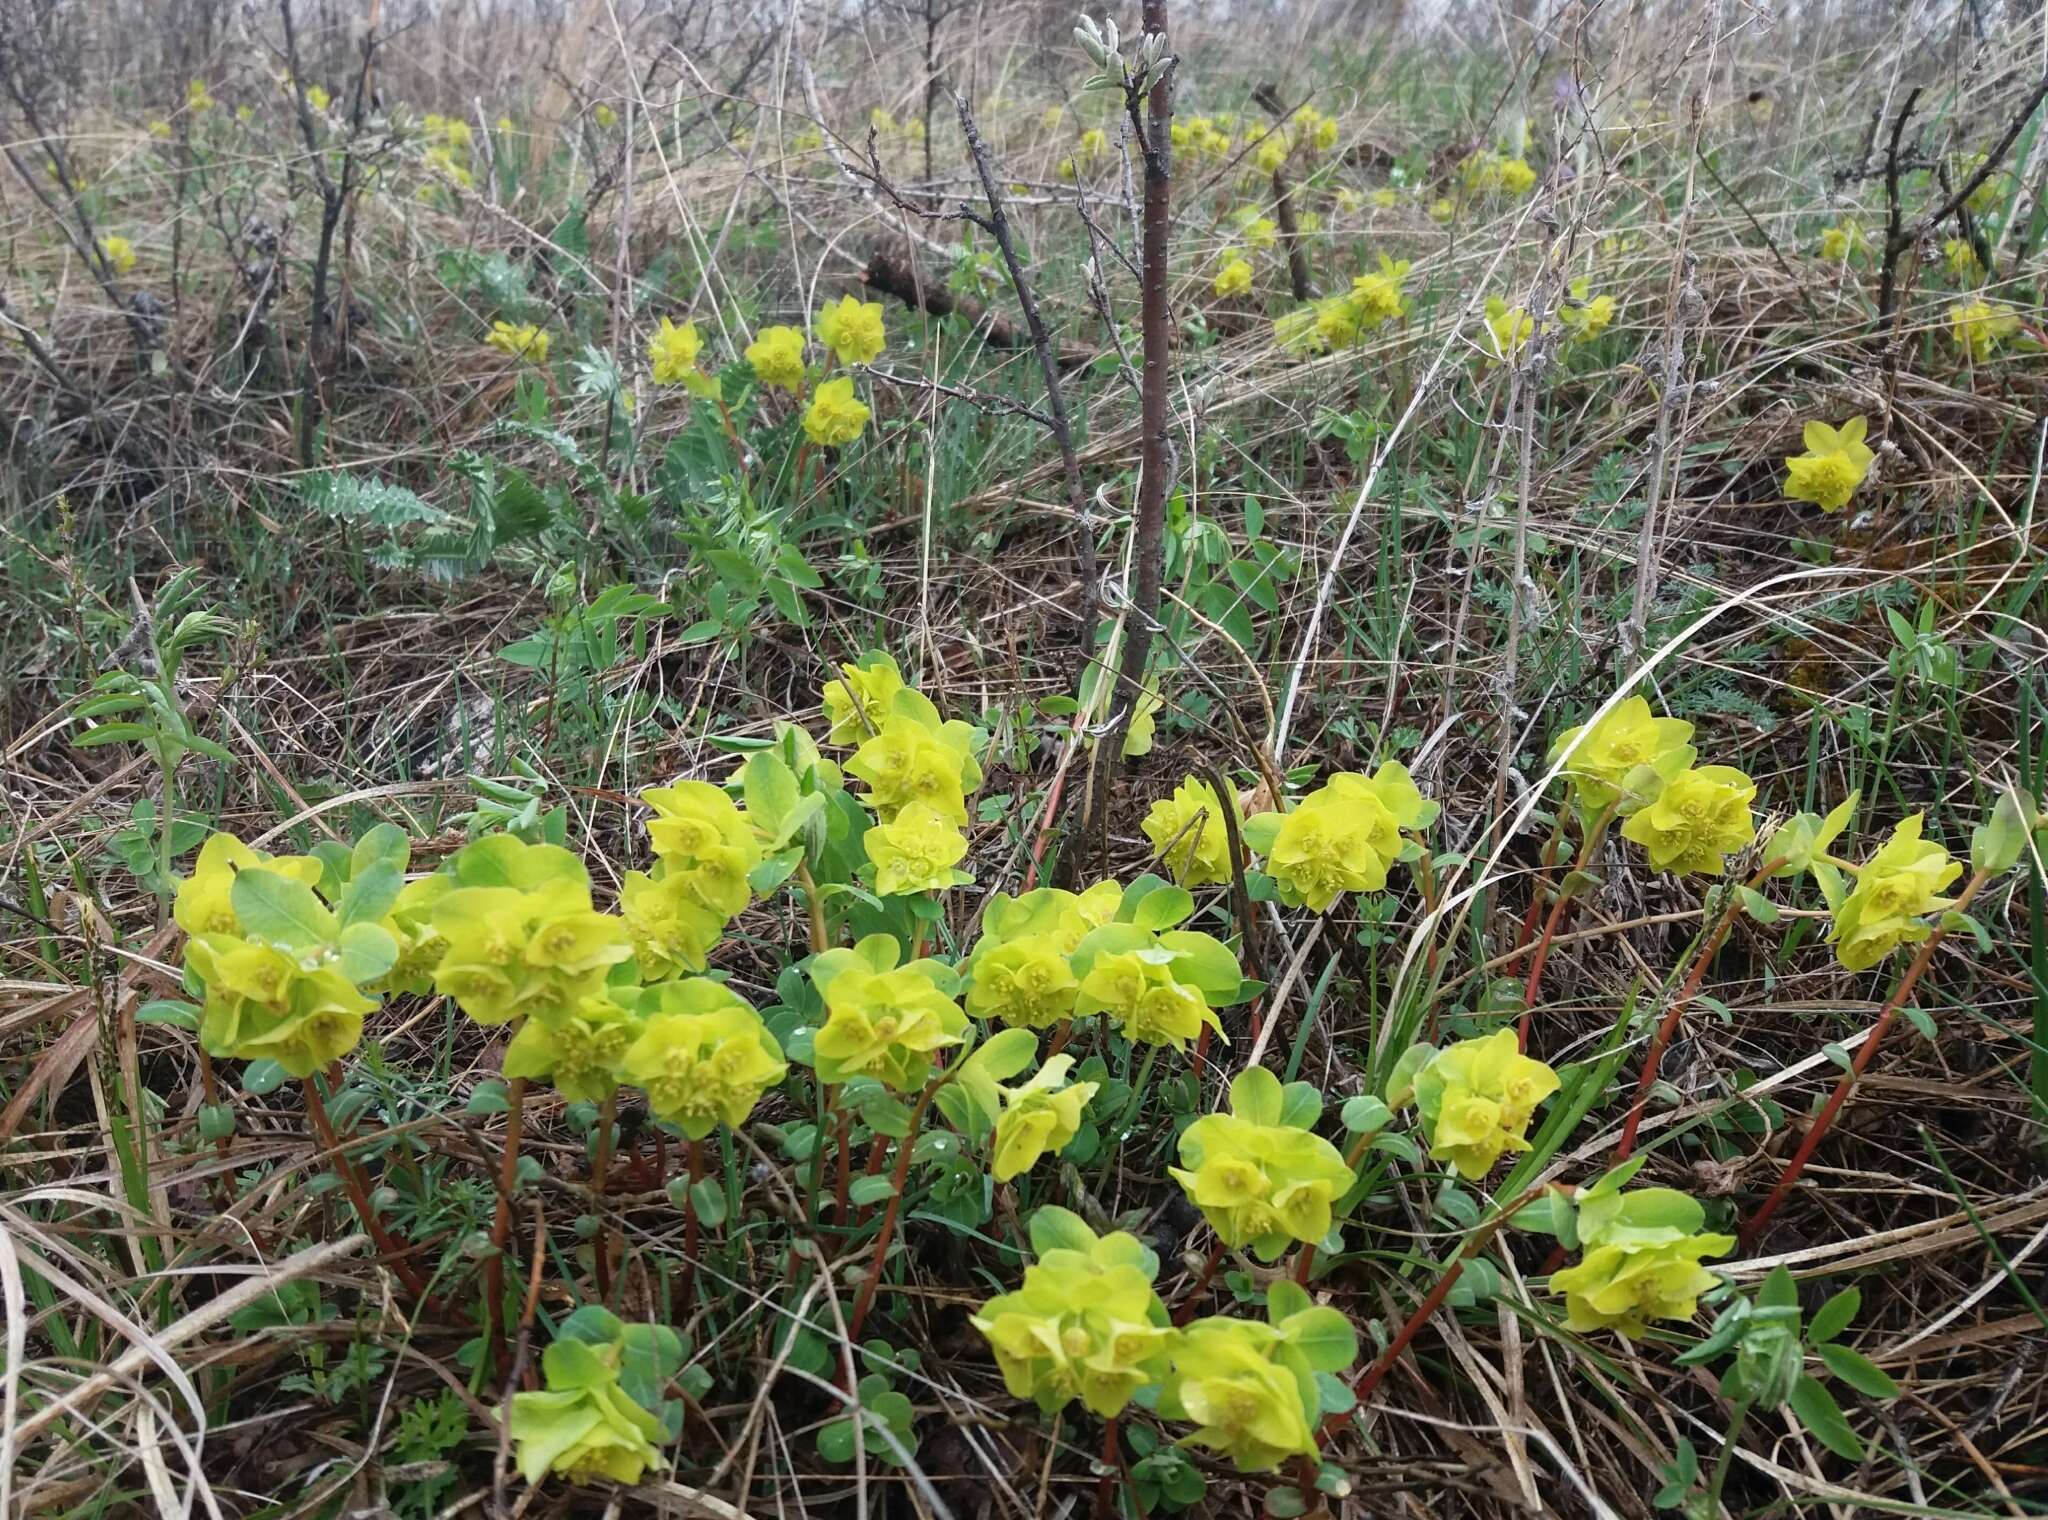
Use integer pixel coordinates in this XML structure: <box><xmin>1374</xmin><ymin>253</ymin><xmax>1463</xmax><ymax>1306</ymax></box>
<box><xmin>618</xmin><ymin>980</ymin><xmax>786</xmax><ymax>1137</ymax></box>
<box><xmin>1828</xmin><ymin>813</ymin><xmax>1961</xmax><ymax>971</ymax></box>
<box><xmin>641</xmin><ymin>779</ymin><xmax>761</xmax><ymax>922</ymax></box>
<box><xmin>863</xmin><ymin>800</ymin><xmax>969</xmax><ymax>896</ymax></box>
<box><xmin>1558</xmin><ymin>277</ymin><xmax>1613</xmax><ymax>343</ymax></box>
<box><xmin>844</xmin><ymin>706</ymin><xmax>981</xmax><ymax>824</ymax></box>
<box><xmin>487</xmin><ymin>321</ymin><xmax>550</xmax><ymax>364</ymax></box>
<box><xmin>812</xmin><ymin>962</ymin><xmax>966</xmax><ymax>1090</ymax></box>
<box><xmin>1254</xmin><ymin>762</ymin><xmax>1435</xmax><ymax>912</ymax></box>
<box><xmin>1546</xmin><ymin>695</ymin><xmax>1696</xmax><ymax>814</ymax></box>
<box><xmin>100</xmin><ymin>235</ymin><xmax>137</xmax><ymax>274</ymax></box>
<box><xmin>1782</xmin><ymin>415</ymin><xmax>1874</xmax><ymax>513</ymax></box>
<box><xmin>508</xmin><ymin>1336</ymin><xmax>667</xmax><ymax>1486</ymax></box>
<box><xmin>647</xmin><ymin>316</ymin><xmax>703</xmax><ymax>385</ymax></box>
<box><xmin>820</xmin><ymin>651</ymin><xmax>903</xmax><ymax>744</ymax></box>
<box><xmin>1461</xmin><ymin>149</ymin><xmax>1536</xmax><ymax>196</ymax></box>
<box><xmin>1140</xmin><ymin>776</ymin><xmax>1239</xmax><ymax>887</ymax></box>
<box><xmin>1074</xmin><ymin>950</ymin><xmax>1222</xmax><ymax>1051</ymax></box>
<box><xmin>1171</xmin><ymin>1070</ymin><xmax>1355</xmax><ymax>1259</ymax></box>
<box><xmin>745</xmin><ymin>325</ymin><xmax>807</xmax><ymax>390</ymax></box>
<box><xmin>991</xmin><ymin>1055</ymin><xmax>1098</xmax><ymax>1181</ymax></box>
<box><xmin>1619</xmin><ymin>764</ymin><xmax>1758</xmax><ymax>876</ymax></box>
<box><xmin>1409</xmin><ymin>1029</ymin><xmax>1560</xmax><ymax>1181</ymax></box>
<box><xmin>175</xmin><ymin>832</ymin><xmax>323</xmax><ymax>938</ymax></box>
<box><xmin>187</xmin><ymin>935</ymin><xmax>374</xmax><ymax>1078</ymax></box>
<box><xmin>504</xmin><ymin>993</ymin><xmax>640</xmax><ymax>1105</ymax></box>
<box><xmin>1483</xmin><ymin>296</ymin><xmax>1533</xmax><ymax>360</ymax></box>
<box><xmin>1211</xmin><ymin>255</ymin><xmax>1254</xmax><ymax>299</ymax></box>
<box><xmin>966</xmin><ymin>932</ymin><xmax>1080</xmax><ymax>1029</ymax></box>
<box><xmin>1161</xmin><ymin>1318</ymin><xmax>1317</xmax><ymax>1471</ymax></box>
<box><xmin>970</xmin><ymin>1221</ymin><xmax>1172</xmax><ymax>1417</ymax></box>
<box><xmin>802</xmin><ymin>376</ymin><xmax>870</xmax><ymax>447</ymax></box>
<box><xmin>432</xmin><ymin>881</ymin><xmax>631</xmax><ymax>1027</ymax></box>
<box><xmin>1818</xmin><ymin>222</ymin><xmax>1863</xmax><ymax>261</ymax></box>
<box><xmin>1942</xmin><ymin>238</ymin><xmax>1982</xmax><ymax>281</ymax></box>
<box><xmin>815</xmin><ymin>295</ymin><xmax>886</xmax><ymax>366</ymax></box>
<box><xmin>187</xmin><ymin>79</ymin><xmax>215</xmax><ymax>113</ymax></box>
<box><xmin>1949</xmin><ymin>299</ymin><xmax>2018</xmax><ymax>362</ymax></box>
<box><xmin>1550</xmin><ymin>1187</ymin><xmax>1733</xmax><ymax>1337</ymax></box>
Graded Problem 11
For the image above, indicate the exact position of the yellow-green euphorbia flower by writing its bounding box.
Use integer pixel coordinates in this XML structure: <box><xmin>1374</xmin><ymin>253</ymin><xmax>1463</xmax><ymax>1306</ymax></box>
<box><xmin>1550</xmin><ymin>1186</ymin><xmax>1733</xmax><ymax>1337</ymax></box>
<box><xmin>812</xmin><ymin>962</ymin><xmax>966</xmax><ymax>1090</ymax></box>
<box><xmin>745</xmin><ymin>325</ymin><xmax>807</xmax><ymax>390</ymax></box>
<box><xmin>1827</xmin><ymin>813</ymin><xmax>1961</xmax><ymax>971</ymax></box>
<box><xmin>821</xmin><ymin>651</ymin><xmax>904</xmax><ymax>745</ymax></box>
<box><xmin>802</xmin><ymin>376</ymin><xmax>870</xmax><ymax>447</ymax></box>
<box><xmin>174</xmin><ymin>832</ymin><xmax>324</xmax><ymax>937</ymax></box>
<box><xmin>991</xmin><ymin>1055</ymin><xmax>1098</xmax><ymax>1181</ymax></box>
<box><xmin>1252</xmin><ymin>762</ymin><xmax>1435</xmax><ymax>911</ymax></box>
<box><xmin>1211</xmin><ymin>255</ymin><xmax>1253</xmax><ymax>299</ymax></box>
<box><xmin>99</xmin><ymin>235</ymin><xmax>138</xmax><ymax>274</ymax></box>
<box><xmin>1782</xmin><ymin>416</ymin><xmax>1874</xmax><ymax>513</ymax></box>
<box><xmin>647</xmin><ymin>316</ymin><xmax>703</xmax><ymax>384</ymax></box>
<box><xmin>1558</xmin><ymin>277</ymin><xmax>1613</xmax><ymax>343</ymax></box>
<box><xmin>1942</xmin><ymin>237</ymin><xmax>1982</xmax><ymax>281</ymax></box>
<box><xmin>619</xmin><ymin>868</ymin><xmax>726</xmax><ymax>977</ymax></box>
<box><xmin>969</xmin><ymin>1217</ymin><xmax>1172</xmax><ymax>1417</ymax></box>
<box><xmin>1619</xmin><ymin>764</ymin><xmax>1758</xmax><ymax>876</ymax></box>
<box><xmin>186</xmin><ymin>934</ymin><xmax>376</xmax><ymax>1078</ymax></box>
<box><xmin>1546</xmin><ymin>695</ymin><xmax>1696</xmax><ymax>814</ymax></box>
<box><xmin>1075</xmin><ymin>950</ymin><xmax>1222</xmax><ymax>1051</ymax></box>
<box><xmin>508</xmin><ymin>1335</ymin><xmax>667</xmax><ymax>1485</ymax></box>
<box><xmin>431</xmin><ymin>882</ymin><xmax>631</xmax><ymax>1027</ymax></box>
<box><xmin>1159</xmin><ymin>1317</ymin><xmax>1317</xmax><ymax>1471</ymax></box>
<box><xmin>374</xmin><ymin>873</ymin><xmax>453</xmax><ymax>994</ymax></box>
<box><xmin>863</xmin><ymin>800</ymin><xmax>969</xmax><ymax>896</ymax></box>
<box><xmin>1818</xmin><ymin>222</ymin><xmax>1863</xmax><ymax>261</ymax></box>
<box><xmin>844</xmin><ymin>709</ymin><xmax>980</xmax><ymax>824</ymax></box>
<box><xmin>486</xmin><ymin>320</ymin><xmax>550</xmax><ymax>364</ymax></box>
<box><xmin>1408</xmin><ymin>1028</ymin><xmax>1560</xmax><ymax>1181</ymax></box>
<box><xmin>641</xmin><ymin>780</ymin><xmax>761</xmax><ymax>919</ymax></box>
<box><xmin>1483</xmin><ymin>296</ymin><xmax>1534</xmax><ymax>360</ymax></box>
<box><xmin>1141</xmin><ymin>776</ymin><xmax>1240</xmax><ymax>887</ymax></box>
<box><xmin>1171</xmin><ymin>1069</ymin><xmax>1354</xmax><ymax>1259</ymax></box>
<box><xmin>504</xmin><ymin>992</ymin><xmax>641</xmax><ymax>1104</ymax></box>
<box><xmin>618</xmin><ymin>979</ymin><xmax>786</xmax><ymax>1136</ymax></box>
<box><xmin>814</xmin><ymin>294</ymin><xmax>886</xmax><ymax>366</ymax></box>
<box><xmin>1347</xmin><ymin>254</ymin><xmax>1410</xmax><ymax>329</ymax></box>
<box><xmin>966</xmin><ymin>932</ymin><xmax>1079</xmax><ymax>1029</ymax></box>
<box><xmin>1949</xmin><ymin>298</ymin><xmax>2019</xmax><ymax>361</ymax></box>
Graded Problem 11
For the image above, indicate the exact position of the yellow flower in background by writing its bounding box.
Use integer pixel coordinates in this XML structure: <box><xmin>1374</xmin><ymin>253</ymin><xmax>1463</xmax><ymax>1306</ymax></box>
<box><xmin>1782</xmin><ymin>415</ymin><xmax>1874</xmax><ymax>512</ymax></box>
<box><xmin>647</xmin><ymin>316</ymin><xmax>703</xmax><ymax>384</ymax></box>
<box><xmin>1249</xmin><ymin>763</ymin><xmax>1435</xmax><ymax>912</ymax></box>
<box><xmin>1949</xmin><ymin>299</ymin><xmax>2019</xmax><ymax>361</ymax></box>
<box><xmin>1428</xmin><ymin>196</ymin><xmax>1455</xmax><ymax>223</ymax></box>
<box><xmin>1547</xmin><ymin>695</ymin><xmax>1696</xmax><ymax>813</ymax></box>
<box><xmin>1212</xmin><ymin>255</ymin><xmax>1254</xmax><ymax>299</ymax></box>
<box><xmin>593</xmin><ymin>103</ymin><xmax>618</xmax><ymax>128</ymax></box>
<box><xmin>1240</xmin><ymin>215</ymin><xmax>1278</xmax><ymax>252</ymax></box>
<box><xmin>1497</xmin><ymin>156</ymin><xmax>1536</xmax><ymax>194</ymax></box>
<box><xmin>1818</xmin><ymin>222</ymin><xmax>1863</xmax><ymax>261</ymax></box>
<box><xmin>1558</xmin><ymin>276</ymin><xmax>1613</xmax><ymax>343</ymax></box>
<box><xmin>147</xmin><ymin>119</ymin><xmax>172</xmax><ymax>139</ymax></box>
<box><xmin>1483</xmin><ymin>296</ymin><xmax>1533</xmax><ymax>360</ymax></box>
<box><xmin>745</xmin><ymin>325</ymin><xmax>806</xmax><ymax>390</ymax></box>
<box><xmin>497</xmin><ymin>116</ymin><xmax>516</xmax><ymax>133</ymax></box>
<box><xmin>423</xmin><ymin>113</ymin><xmax>472</xmax><ymax>148</ymax></box>
<box><xmin>864</xmin><ymin>800</ymin><xmax>969</xmax><ymax>895</ymax></box>
<box><xmin>96</xmin><ymin>236</ymin><xmax>134</xmax><ymax>277</ymax></box>
<box><xmin>187</xmin><ymin>79</ymin><xmax>215</xmax><ymax>113</ymax></box>
<box><xmin>1369</xmin><ymin>186</ymin><xmax>1399</xmax><ymax>208</ymax></box>
<box><xmin>1041</xmin><ymin>104</ymin><xmax>1065</xmax><ymax>131</ymax></box>
<box><xmin>1256</xmin><ymin>136</ymin><xmax>1289</xmax><ymax>175</ymax></box>
<box><xmin>1942</xmin><ymin>238</ymin><xmax>1982</xmax><ymax>281</ymax></box>
<box><xmin>821</xmin><ymin>650</ymin><xmax>904</xmax><ymax>744</ymax></box>
<box><xmin>1619</xmin><ymin>764</ymin><xmax>1758</xmax><ymax>875</ymax></box>
<box><xmin>991</xmin><ymin>1056</ymin><xmax>1098</xmax><ymax>1181</ymax></box>
<box><xmin>1140</xmin><ymin>776</ymin><xmax>1239</xmax><ymax>887</ymax></box>
<box><xmin>487</xmin><ymin>321</ymin><xmax>549</xmax><ymax>364</ymax></box>
<box><xmin>870</xmin><ymin>107</ymin><xmax>898</xmax><ymax>134</ymax></box>
<box><xmin>815</xmin><ymin>294</ymin><xmax>885</xmax><ymax>366</ymax></box>
<box><xmin>1348</xmin><ymin>254</ymin><xmax>1411</xmax><ymax>328</ymax></box>
<box><xmin>1828</xmin><ymin>813</ymin><xmax>1962</xmax><ymax>971</ymax></box>
<box><xmin>1078</xmin><ymin>126</ymin><xmax>1105</xmax><ymax>161</ymax></box>
<box><xmin>305</xmin><ymin>83</ymin><xmax>331</xmax><ymax>112</ymax></box>
<box><xmin>802</xmin><ymin>376</ymin><xmax>870</xmax><ymax>447</ymax></box>
<box><xmin>1273</xmin><ymin>304</ymin><xmax>1322</xmax><ymax>356</ymax></box>
<box><xmin>1408</xmin><ymin>1029</ymin><xmax>1560</xmax><ymax>1181</ymax></box>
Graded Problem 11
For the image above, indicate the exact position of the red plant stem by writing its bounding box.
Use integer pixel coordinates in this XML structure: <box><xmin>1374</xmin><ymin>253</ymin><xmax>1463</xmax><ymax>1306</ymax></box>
<box><xmin>1518</xmin><ymin>806</ymin><xmax>1618</xmax><ymax>1049</ymax></box>
<box><xmin>1613</xmin><ymin>860</ymin><xmax>1785</xmax><ymax>1163</ymax></box>
<box><xmin>1172</xmin><ymin>1237</ymin><xmax>1229</xmax><ymax>1326</ymax></box>
<box><xmin>1092</xmin><ymin>1417</ymin><xmax>1122</xmax><ymax>1520</ymax></box>
<box><xmin>301</xmin><ymin>1078</ymin><xmax>426</xmax><ymax>1298</ymax></box>
<box><xmin>1293</xmin><ymin>1242</ymin><xmax>1316</xmax><ymax>1285</ymax></box>
<box><xmin>1738</xmin><ymin>870</ymin><xmax>1987</xmax><ymax>1250</ymax></box>
<box><xmin>1322</xmin><ymin>1182</ymin><xmax>1554</xmax><ymax>1438</ymax></box>
<box><xmin>680</xmin><ymin>1139</ymin><xmax>701</xmax><ymax>1310</ymax></box>
<box><xmin>1044</xmin><ymin>1018</ymin><xmax>1076</xmax><ymax>1061</ymax></box>
<box><xmin>592</xmin><ymin>1091</ymin><xmax>618</xmax><ymax>1301</ymax></box>
<box><xmin>832</xmin><ymin>1104</ymin><xmax>854</xmax><ymax>1222</ymax></box>
<box><xmin>1022</xmin><ymin>718</ymin><xmax>1086</xmax><ymax>891</ymax></box>
<box><xmin>485</xmin><ymin>1075</ymin><xmax>529</xmax><ymax>1370</ymax></box>
<box><xmin>844</xmin><ymin>1077</ymin><xmax>945</xmax><ymax>1344</ymax></box>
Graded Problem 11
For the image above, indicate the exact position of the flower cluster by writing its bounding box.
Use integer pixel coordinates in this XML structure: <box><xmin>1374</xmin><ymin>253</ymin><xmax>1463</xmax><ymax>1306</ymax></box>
<box><xmin>810</xmin><ymin>937</ymin><xmax>968</xmax><ymax>1091</ymax></box>
<box><xmin>1241</xmin><ymin>761</ymin><xmax>1437</xmax><ymax>912</ymax></box>
<box><xmin>1171</xmin><ymin>1069</ymin><xmax>1355</xmax><ymax>1258</ymax></box>
<box><xmin>1460</xmin><ymin>148</ymin><xmax>1537</xmax><ymax>196</ymax></box>
<box><xmin>1399</xmin><ymin>1029</ymin><xmax>1560</xmax><ymax>1181</ymax></box>
<box><xmin>1782</xmin><ymin>416</ymin><xmax>1874</xmax><ymax>513</ymax></box>
<box><xmin>431</xmin><ymin>838</ymin><xmax>632</xmax><ymax>1025</ymax></box>
<box><xmin>487</xmin><ymin>320</ymin><xmax>550</xmax><ymax>364</ymax></box>
<box><xmin>1270</xmin><ymin>255</ymin><xmax>1410</xmax><ymax>353</ymax></box>
<box><xmin>627</xmin><ymin>780</ymin><xmax>761</xmax><ymax>975</ymax></box>
<box><xmin>1549</xmin><ymin>1184</ymin><xmax>1735</xmax><ymax>1338</ymax></box>
<box><xmin>1949</xmin><ymin>299</ymin><xmax>2018</xmax><ymax>361</ymax></box>
<box><xmin>508</xmin><ymin>1310</ymin><xmax>677</xmax><ymax>1485</ymax></box>
<box><xmin>1827</xmin><ymin>813</ymin><xmax>1961</xmax><ymax>971</ymax></box>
